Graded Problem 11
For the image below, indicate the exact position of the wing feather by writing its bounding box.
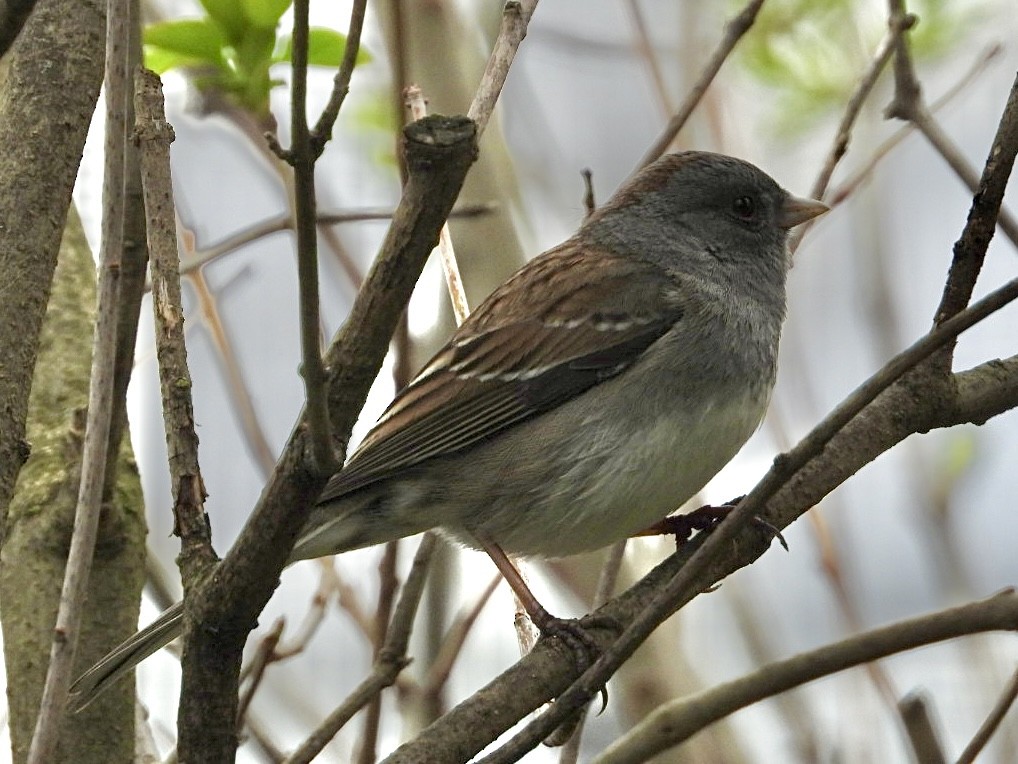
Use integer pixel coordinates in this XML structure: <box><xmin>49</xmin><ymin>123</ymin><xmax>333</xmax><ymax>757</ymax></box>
<box><xmin>318</xmin><ymin>245</ymin><xmax>685</xmax><ymax>503</ymax></box>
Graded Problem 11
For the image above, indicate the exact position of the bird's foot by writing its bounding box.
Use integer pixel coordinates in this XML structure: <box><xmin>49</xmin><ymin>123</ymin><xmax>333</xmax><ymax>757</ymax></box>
<box><xmin>529</xmin><ymin>608</ymin><xmax>620</xmax><ymax>712</ymax></box>
<box><xmin>638</xmin><ymin>497</ymin><xmax>788</xmax><ymax>551</ymax></box>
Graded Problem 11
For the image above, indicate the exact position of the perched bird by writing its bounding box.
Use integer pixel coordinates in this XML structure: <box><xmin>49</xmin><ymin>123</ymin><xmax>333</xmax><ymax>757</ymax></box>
<box><xmin>70</xmin><ymin>151</ymin><xmax>827</xmax><ymax>710</ymax></box>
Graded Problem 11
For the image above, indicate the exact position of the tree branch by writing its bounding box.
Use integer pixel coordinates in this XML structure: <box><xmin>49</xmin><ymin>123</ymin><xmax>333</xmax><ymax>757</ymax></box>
<box><xmin>310</xmin><ymin>0</ymin><xmax>368</xmax><ymax>152</ymax></box>
<box><xmin>933</xmin><ymin>73</ymin><xmax>1018</xmax><ymax>327</ymax></box>
<box><xmin>467</xmin><ymin>0</ymin><xmax>539</xmax><ymax>139</ymax></box>
<box><xmin>957</xmin><ymin>666</ymin><xmax>1018</xmax><ymax>764</ymax></box>
<box><xmin>134</xmin><ymin>69</ymin><xmax>215</xmax><ymax>572</ymax></box>
<box><xmin>383</xmin><ymin>76</ymin><xmax>1018</xmax><ymax>763</ymax></box>
<box><xmin>594</xmin><ymin>590</ymin><xmax>1018</xmax><ymax>764</ymax></box>
<box><xmin>287</xmin><ymin>0</ymin><xmax>337</xmax><ymax>474</ymax></box>
<box><xmin>284</xmin><ymin>534</ymin><xmax>438</xmax><ymax>764</ymax></box>
<box><xmin>175</xmin><ymin>115</ymin><xmax>477</xmax><ymax>762</ymax></box>
<box><xmin>635</xmin><ymin>0</ymin><xmax>765</xmax><ymax>170</ymax></box>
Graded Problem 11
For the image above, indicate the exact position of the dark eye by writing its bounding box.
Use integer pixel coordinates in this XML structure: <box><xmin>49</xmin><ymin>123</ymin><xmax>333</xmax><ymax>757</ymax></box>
<box><xmin>732</xmin><ymin>195</ymin><xmax>756</xmax><ymax>219</ymax></box>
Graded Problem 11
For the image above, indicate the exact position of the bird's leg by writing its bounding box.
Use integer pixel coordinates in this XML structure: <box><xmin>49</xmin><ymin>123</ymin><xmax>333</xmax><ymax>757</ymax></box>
<box><xmin>475</xmin><ymin>536</ymin><xmax>614</xmax><ymax>668</ymax></box>
<box><xmin>637</xmin><ymin>496</ymin><xmax>788</xmax><ymax>550</ymax></box>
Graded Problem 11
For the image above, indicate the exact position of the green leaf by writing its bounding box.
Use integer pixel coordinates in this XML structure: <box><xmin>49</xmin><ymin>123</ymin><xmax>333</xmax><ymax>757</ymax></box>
<box><xmin>144</xmin><ymin>19</ymin><xmax>227</xmax><ymax>68</ymax></box>
<box><xmin>197</xmin><ymin>0</ymin><xmax>249</xmax><ymax>45</ymax></box>
<box><xmin>240</xmin><ymin>0</ymin><xmax>292</xmax><ymax>29</ymax></box>
<box><xmin>143</xmin><ymin>46</ymin><xmax>197</xmax><ymax>75</ymax></box>
<box><xmin>273</xmin><ymin>27</ymin><xmax>371</xmax><ymax>67</ymax></box>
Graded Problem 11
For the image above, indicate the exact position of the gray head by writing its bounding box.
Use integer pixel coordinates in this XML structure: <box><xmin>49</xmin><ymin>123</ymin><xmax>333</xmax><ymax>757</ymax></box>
<box><xmin>582</xmin><ymin>152</ymin><xmax>825</xmax><ymax>283</ymax></box>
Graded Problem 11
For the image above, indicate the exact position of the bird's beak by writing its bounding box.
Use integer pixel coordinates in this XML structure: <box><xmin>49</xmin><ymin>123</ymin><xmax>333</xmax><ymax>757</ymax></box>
<box><xmin>779</xmin><ymin>196</ymin><xmax>829</xmax><ymax>229</ymax></box>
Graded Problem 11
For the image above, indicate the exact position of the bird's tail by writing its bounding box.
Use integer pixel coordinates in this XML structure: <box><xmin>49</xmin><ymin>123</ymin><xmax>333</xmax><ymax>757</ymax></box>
<box><xmin>68</xmin><ymin>600</ymin><xmax>184</xmax><ymax>712</ymax></box>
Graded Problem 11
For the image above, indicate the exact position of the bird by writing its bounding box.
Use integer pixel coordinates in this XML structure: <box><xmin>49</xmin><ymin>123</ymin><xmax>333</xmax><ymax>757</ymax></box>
<box><xmin>69</xmin><ymin>150</ymin><xmax>828</xmax><ymax>710</ymax></box>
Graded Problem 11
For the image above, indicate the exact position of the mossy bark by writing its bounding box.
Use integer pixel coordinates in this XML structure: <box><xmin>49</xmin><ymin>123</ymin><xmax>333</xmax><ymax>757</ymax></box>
<box><xmin>1</xmin><ymin>207</ymin><xmax>147</xmax><ymax>763</ymax></box>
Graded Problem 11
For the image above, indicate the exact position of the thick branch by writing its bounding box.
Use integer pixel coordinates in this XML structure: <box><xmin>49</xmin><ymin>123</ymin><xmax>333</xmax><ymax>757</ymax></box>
<box><xmin>0</xmin><ymin>0</ymin><xmax>39</xmax><ymax>58</ymax></box>
<box><xmin>0</xmin><ymin>0</ymin><xmax>105</xmax><ymax>534</ymax></box>
<box><xmin>175</xmin><ymin>115</ymin><xmax>477</xmax><ymax>761</ymax></box>
<box><xmin>384</xmin><ymin>90</ymin><xmax>1018</xmax><ymax>761</ymax></box>
<box><xmin>933</xmin><ymin>74</ymin><xmax>1018</xmax><ymax>326</ymax></box>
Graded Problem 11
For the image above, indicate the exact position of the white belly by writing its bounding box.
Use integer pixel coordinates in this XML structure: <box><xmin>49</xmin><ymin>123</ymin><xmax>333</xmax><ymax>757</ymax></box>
<box><xmin>454</xmin><ymin>389</ymin><xmax>767</xmax><ymax>558</ymax></box>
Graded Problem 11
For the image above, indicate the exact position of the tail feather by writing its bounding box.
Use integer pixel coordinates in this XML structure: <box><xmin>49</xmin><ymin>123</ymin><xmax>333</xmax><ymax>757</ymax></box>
<box><xmin>68</xmin><ymin>601</ymin><xmax>184</xmax><ymax>712</ymax></box>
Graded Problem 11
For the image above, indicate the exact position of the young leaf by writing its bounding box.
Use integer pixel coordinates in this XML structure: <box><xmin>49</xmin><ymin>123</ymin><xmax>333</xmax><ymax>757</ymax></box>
<box><xmin>273</xmin><ymin>27</ymin><xmax>371</xmax><ymax>67</ymax></box>
<box><xmin>241</xmin><ymin>0</ymin><xmax>292</xmax><ymax>29</ymax></box>
<box><xmin>144</xmin><ymin>19</ymin><xmax>227</xmax><ymax>68</ymax></box>
<box><xmin>197</xmin><ymin>0</ymin><xmax>249</xmax><ymax>45</ymax></box>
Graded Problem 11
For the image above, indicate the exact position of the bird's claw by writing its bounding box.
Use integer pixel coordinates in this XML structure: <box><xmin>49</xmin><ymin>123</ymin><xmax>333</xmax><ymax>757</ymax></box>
<box><xmin>531</xmin><ymin>612</ymin><xmax>619</xmax><ymax>713</ymax></box>
<box><xmin>640</xmin><ymin>497</ymin><xmax>788</xmax><ymax>551</ymax></box>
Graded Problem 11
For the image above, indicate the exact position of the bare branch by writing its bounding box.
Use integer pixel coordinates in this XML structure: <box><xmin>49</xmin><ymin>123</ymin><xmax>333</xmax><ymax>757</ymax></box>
<box><xmin>284</xmin><ymin>534</ymin><xmax>438</xmax><ymax>764</ymax></box>
<box><xmin>311</xmin><ymin>0</ymin><xmax>368</xmax><ymax>152</ymax></box>
<box><xmin>594</xmin><ymin>590</ymin><xmax>1018</xmax><ymax>764</ymax></box>
<box><xmin>789</xmin><ymin>11</ymin><xmax>916</xmax><ymax>253</ymax></box>
<box><xmin>635</xmin><ymin>0</ymin><xmax>765</xmax><ymax>170</ymax></box>
<box><xmin>420</xmin><ymin>575</ymin><xmax>501</xmax><ymax>698</ymax></box>
<box><xmin>174</xmin><ymin>204</ymin><xmax>494</xmax><ymax>281</ymax></box>
<box><xmin>26</xmin><ymin>4</ymin><xmax>130</xmax><ymax>754</ymax></box>
<box><xmin>134</xmin><ymin>69</ymin><xmax>214</xmax><ymax>569</ymax></box>
<box><xmin>175</xmin><ymin>115</ymin><xmax>477</xmax><ymax>761</ymax></box>
<box><xmin>288</xmin><ymin>0</ymin><xmax>337</xmax><ymax>474</ymax></box>
<box><xmin>957</xmin><ymin>666</ymin><xmax>1018</xmax><ymax>764</ymax></box>
<box><xmin>933</xmin><ymin>73</ymin><xmax>1018</xmax><ymax>327</ymax></box>
<box><xmin>236</xmin><ymin>618</ymin><xmax>285</xmax><ymax>725</ymax></box>
<box><xmin>899</xmin><ymin>694</ymin><xmax>947</xmax><ymax>764</ymax></box>
<box><xmin>467</xmin><ymin>0</ymin><xmax>539</xmax><ymax>138</ymax></box>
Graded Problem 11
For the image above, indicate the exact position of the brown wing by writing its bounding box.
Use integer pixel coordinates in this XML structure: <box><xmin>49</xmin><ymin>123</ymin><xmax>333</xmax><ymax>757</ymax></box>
<box><xmin>318</xmin><ymin>243</ymin><xmax>685</xmax><ymax>503</ymax></box>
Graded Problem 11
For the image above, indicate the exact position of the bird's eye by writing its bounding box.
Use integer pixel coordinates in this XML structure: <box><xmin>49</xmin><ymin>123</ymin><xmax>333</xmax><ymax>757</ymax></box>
<box><xmin>732</xmin><ymin>195</ymin><xmax>756</xmax><ymax>219</ymax></box>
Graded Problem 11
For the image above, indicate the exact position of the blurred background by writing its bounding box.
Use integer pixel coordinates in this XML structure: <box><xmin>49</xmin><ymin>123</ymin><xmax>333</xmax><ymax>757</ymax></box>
<box><xmin>15</xmin><ymin>0</ymin><xmax>1018</xmax><ymax>760</ymax></box>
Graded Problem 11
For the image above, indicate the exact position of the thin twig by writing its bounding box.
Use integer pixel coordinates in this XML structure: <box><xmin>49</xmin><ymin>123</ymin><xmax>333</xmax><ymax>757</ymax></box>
<box><xmin>467</xmin><ymin>0</ymin><xmax>539</xmax><ymax>139</ymax></box>
<box><xmin>173</xmin><ymin>204</ymin><xmax>494</xmax><ymax>282</ymax></box>
<box><xmin>135</xmin><ymin>68</ymin><xmax>213</xmax><ymax>567</ymax></box>
<box><xmin>311</xmin><ymin>0</ymin><xmax>368</xmax><ymax>153</ymax></box>
<box><xmin>593</xmin><ymin>590</ymin><xmax>1018</xmax><ymax>764</ymax></box>
<box><xmin>421</xmin><ymin>575</ymin><xmax>502</xmax><ymax>698</ymax></box>
<box><xmin>956</xmin><ymin>666</ymin><xmax>1018</xmax><ymax>764</ymax></box>
<box><xmin>357</xmin><ymin>541</ymin><xmax>401</xmax><ymax>764</ymax></box>
<box><xmin>406</xmin><ymin>85</ymin><xmax>471</xmax><ymax>322</ymax></box>
<box><xmin>287</xmin><ymin>0</ymin><xmax>336</xmax><ymax>474</ymax></box>
<box><xmin>26</xmin><ymin>3</ymin><xmax>129</xmax><ymax>757</ymax></box>
<box><xmin>789</xmin><ymin>12</ymin><xmax>917</xmax><ymax>253</ymax></box>
<box><xmin>635</xmin><ymin>0</ymin><xmax>765</xmax><ymax>170</ymax></box>
<box><xmin>899</xmin><ymin>693</ymin><xmax>947</xmax><ymax>764</ymax></box>
<box><xmin>910</xmin><ymin>101</ymin><xmax>1018</xmax><ymax>251</ymax></box>
<box><xmin>581</xmin><ymin>169</ymin><xmax>595</xmax><ymax>217</ymax></box>
<box><xmin>884</xmin><ymin>0</ymin><xmax>923</xmax><ymax>123</ymax></box>
<box><xmin>283</xmin><ymin>534</ymin><xmax>438</xmax><ymax>764</ymax></box>
<box><xmin>932</xmin><ymin>74</ymin><xmax>1018</xmax><ymax>327</ymax></box>
<box><xmin>272</xmin><ymin>560</ymin><xmax>343</xmax><ymax>659</ymax></box>
<box><xmin>104</xmin><ymin>0</ymin><xmax>148</xmax><ymax>501</ymax></box>
<box><xmin>625</xmin><ymin>0</ymin><xmax>673</xmax><ymax>117</ymax></box>
<box><xmin>176</xmin><ymin>221</ymin><xmax>277</xmax><ymax>477</ymax></box>
<box><xmin>236</xmin><ymin>618</ymin><xmax>285</xmax><ymax>725</ymax></box>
